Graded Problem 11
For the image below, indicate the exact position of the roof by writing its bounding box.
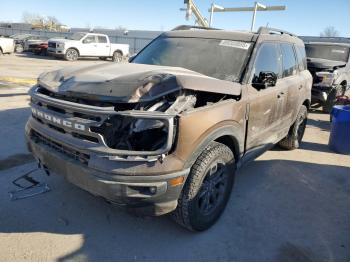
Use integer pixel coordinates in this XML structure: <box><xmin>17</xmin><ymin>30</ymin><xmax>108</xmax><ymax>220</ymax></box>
<box><xmin>163</xmin><ymin>26</ymin><xmax>303</xmax><ymax>45</ymax></box>
<box><xmin>163</xmin><ymin>30</ymin><xmax>257</xmax><ymax>42</ymax></box>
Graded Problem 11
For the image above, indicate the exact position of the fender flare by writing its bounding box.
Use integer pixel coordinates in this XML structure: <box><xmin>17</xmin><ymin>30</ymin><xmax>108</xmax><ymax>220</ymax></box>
<box><xmin>183</xmin><ymin>122</ymin><xmax>244</xmax><ymax>169</ymax></box>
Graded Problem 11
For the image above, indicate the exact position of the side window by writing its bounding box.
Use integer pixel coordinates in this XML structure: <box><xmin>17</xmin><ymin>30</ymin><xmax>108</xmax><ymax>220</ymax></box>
<box><xmin>252</xmin><ymin>42</ymin><xmax>280</xmax><ymax>85</ymax></box>
<box><xmin>97</xmin><ymin>36</ymin><xmax>107</xmax><ymax>43</ymax></box>
<box><xmin>280</xmin><ymin>43</ymin><xmax>297</xmax><ymax>77</ymax></box>
<box><xmin>295</xmin><ymin>45</ymin><xmax>307</xmax><ymax>71</ymax></box>
<box><xmin>83</xmin><ymin>35</ymin><xmax>96</xmax><ymax>44</ymax></box>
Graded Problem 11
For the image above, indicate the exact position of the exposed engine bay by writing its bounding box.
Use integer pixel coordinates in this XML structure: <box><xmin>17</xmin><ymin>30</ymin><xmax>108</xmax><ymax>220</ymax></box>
<box><xmin>33</xmin><ymin>63</ymin><xmax>241</xmax><ymax>155</ymax></box>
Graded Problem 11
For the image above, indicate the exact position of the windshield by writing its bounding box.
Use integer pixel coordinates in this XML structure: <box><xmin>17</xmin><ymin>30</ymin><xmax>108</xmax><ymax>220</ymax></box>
<box><xmin>305</xmin><ymin>44</ymin><xmax>350</xmax><ymax>62</ymax></box>
<box><xmin>67</xmin><ymin>32</ymin><xmax>86</xmax><ymax>40</ymax></box>
<box><xmin>132</xmin><ymin>37</ymin><xmax>252</xmax><ymax>82</ymax></box>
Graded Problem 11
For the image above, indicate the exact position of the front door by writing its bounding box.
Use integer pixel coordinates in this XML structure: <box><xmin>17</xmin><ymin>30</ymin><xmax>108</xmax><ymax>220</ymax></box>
<box><xmin>245</xmin><ymin>42</ymin><xmax>288</xmax><ymax>152</ymax></box>
<box><xmin>80</xmin><ymin>35</ymin><xmax>98</xmax><ymax>56</ymax></box>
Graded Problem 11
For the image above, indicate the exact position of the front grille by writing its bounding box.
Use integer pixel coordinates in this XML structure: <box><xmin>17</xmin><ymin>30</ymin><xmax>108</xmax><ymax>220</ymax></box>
<box><xmin>31</xmin><ymin>130</ymin><xmax>90</xmax><ymax>165</ymax></box>
<box><xmin>48</xmin><ymin>42</ymin><xmax>56</xmax><ymax>48</ymax></box>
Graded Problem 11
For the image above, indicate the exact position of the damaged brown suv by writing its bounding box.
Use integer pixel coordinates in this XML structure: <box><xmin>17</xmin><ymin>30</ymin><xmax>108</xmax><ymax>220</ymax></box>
<box><xmin>25</xmin><ymin>26</ymin><xmax>312</xmax><ymax>231</ymax></box>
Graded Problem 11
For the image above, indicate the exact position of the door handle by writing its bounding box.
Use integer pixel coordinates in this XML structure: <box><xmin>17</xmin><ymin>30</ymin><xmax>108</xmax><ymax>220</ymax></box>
<box><xmin>299</xmin><ymin>85</ymin><xmax>303</xmax><ymax>90</ymax></box>
<box><xmin>277</xmin><ymin>92</ymin><xmax>285</xmax><ymax>98</ymax></box>
<box><xmin>106</xmin><ymin>45</ymin><xmax>109</xmax><ymax>47</ymax></box>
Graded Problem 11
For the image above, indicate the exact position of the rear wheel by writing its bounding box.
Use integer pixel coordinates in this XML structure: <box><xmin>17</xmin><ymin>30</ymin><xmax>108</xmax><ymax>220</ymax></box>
<box><xmin>172</xmin><ymin>142</ymin><xmax>235</xmax><ymax>231</ymax></box>
<box><xmin>112</xmin><ymin>51</ymin><xmax>123</xmax><ymax>62</ymax></box>
<box><xmin>278</xmin><ymin>105</ymin><xmax>307</xmax><ymax>150</ymax></box>
<box><xmin>64</xmin><ymin>48</ymin><xmax>79</xmax><ymax>61</ymax></box>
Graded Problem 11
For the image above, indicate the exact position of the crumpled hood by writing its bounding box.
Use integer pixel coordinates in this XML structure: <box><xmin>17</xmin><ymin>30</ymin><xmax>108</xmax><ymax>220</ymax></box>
<box><xmin>307</xmin><ymin>58</ymin><xmax>346</xmax><ymax>70</ymax></box>
<box><xmin>38</xmin><ymin>63</ymin><xmax>242</xmax><ymax>103</ymax></box>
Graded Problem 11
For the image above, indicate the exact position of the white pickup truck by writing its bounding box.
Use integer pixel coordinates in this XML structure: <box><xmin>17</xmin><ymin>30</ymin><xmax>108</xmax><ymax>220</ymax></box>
<box><xmin>48</xmin><ymin>32</ymin><xmax>129</xmax><ymax>62</ymax></box>
<box><xmin>0</xmin><ymin>37</ymin><xmax>15</xmax><ymax>55</ymax></box>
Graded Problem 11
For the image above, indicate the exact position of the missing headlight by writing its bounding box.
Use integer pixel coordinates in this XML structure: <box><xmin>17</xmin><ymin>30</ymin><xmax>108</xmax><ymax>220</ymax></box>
<box><xmin>91</xmin><ymin>115</ymin><xmax>171</xmax><ymax>152</ymax></box>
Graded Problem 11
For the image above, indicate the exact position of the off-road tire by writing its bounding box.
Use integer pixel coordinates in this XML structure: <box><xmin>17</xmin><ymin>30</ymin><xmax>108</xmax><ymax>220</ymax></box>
<box><xmin>172</xmin><ymin>142</ymin><xmax>235</xmax><ymax>231</ymax></box>
<box><xmin>64</xmin><ymin>48</ymin><xmax>79</xmax><ymax>61</ymax></box>
<box><xmin>112</xmin><ymin>51</ymin><xmax>123</xmax><ymax>62</ymax></box>
<box><xmin>323</xmin><ymin>85</ymin><xmax>346</xmax><ymax>113</ymax></box>
<box><xmin>278</xmin><ymin>105</ymin><xmax>308</xmax><ymax>150</ymax></box>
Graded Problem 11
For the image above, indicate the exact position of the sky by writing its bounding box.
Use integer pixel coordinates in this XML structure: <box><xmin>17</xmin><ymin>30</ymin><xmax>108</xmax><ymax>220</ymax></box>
<box><xmin>0</xmin><ymin>0</ymin><xmax>349</xmax><ymax>36</ymax></box>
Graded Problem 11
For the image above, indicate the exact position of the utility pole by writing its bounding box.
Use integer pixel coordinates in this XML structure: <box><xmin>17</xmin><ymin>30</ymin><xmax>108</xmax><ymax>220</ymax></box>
<box><xmin>209</xmin><ymin>3</ymin><xmax>224</xmax><ymax>27</ymax></box>
<box><xmin>207</xmin><ymin>2</ymin><xmax>286</xmax><ymax>31</ymax></box>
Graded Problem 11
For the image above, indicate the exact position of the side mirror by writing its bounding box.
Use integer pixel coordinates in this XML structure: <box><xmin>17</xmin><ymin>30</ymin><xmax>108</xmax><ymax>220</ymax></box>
<box><xmin>128</xmin><ymin>54</ymin><xmax>137</xmax><ymax>62</ymax></box>
<box><xmin>252</xmin><ymin>71</ymin><xmax>277</xmax><ymax>89</ymax></box>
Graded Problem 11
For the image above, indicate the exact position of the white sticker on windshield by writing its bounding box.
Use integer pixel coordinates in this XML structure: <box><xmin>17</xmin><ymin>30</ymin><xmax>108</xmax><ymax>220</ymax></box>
<box><xmin>332</xmin><ymin>49</ymin><xmax>345</xmax><ymax>53</ymax></box>
<box><xmin>219</xmin><ymin>40</ymin><xmax>251</xmax><ymax>49</ymax></box>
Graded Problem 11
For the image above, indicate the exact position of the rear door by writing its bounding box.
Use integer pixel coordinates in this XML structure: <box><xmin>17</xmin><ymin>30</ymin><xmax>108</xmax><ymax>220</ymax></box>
<box><xmin>246</xmin><ymin>42</ymin><xmax>287</xmax><ymax>151</ymax></box>
<box><xmin>95</xmin><ymin>35</ymin><xmax>110</xmax><ymax>57</ymax></box>
<box><xmin>279</xmin><ymin>43</ymin><xmax>302</xmax><ymax>128</ymax></box>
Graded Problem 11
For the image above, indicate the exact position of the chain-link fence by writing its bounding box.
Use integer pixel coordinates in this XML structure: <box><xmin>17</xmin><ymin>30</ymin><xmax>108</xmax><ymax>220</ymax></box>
<box><xmin>0</xmin><ymin>28</ymin><xmax>155</xmax><ymax>54</ymax></box>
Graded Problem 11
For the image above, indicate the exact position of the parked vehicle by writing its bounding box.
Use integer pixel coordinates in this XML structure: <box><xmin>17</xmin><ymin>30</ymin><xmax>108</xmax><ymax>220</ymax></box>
<box><xmin>0</xmin><ymin>37</ymin><xmax>15</xmax><ymax>55</ymax></box>
<box><xmin>47</xmin><ymin>32</ymin><xmax>129</xmax><ymax>61</ymax></box>
<box><xmin>25</xmin><ymin>36</ymin><xmax>50</xmax><ymax>52</ymax></box>
<box><xmin>11</xmin><ymin>34</ymin><xmax>45</xmax><ymax>53</ymax></box>
<box><xmin>304</xmin><ymin>38</ymin><xmax>350</xmax><ymax>113</ymax></box>
<box><xmin>29</xmin><ymin>42</ymin><xmax>48</xmax><ymax>55</ymax></box>
<box><xmin>26</xmin><ymin>26</ymin><xmax>311</xmax><ymax>231</ymax></box>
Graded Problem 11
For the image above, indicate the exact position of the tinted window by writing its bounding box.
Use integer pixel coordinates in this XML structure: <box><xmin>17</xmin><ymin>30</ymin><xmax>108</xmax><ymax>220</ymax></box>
<box><xmin>295</xmin><ymin>45</ymin><xmax>307</xmax><ymax>71</ymax></box>
<box><xmin>97</xmin><ymin>36</ymin><xmax>107</xmax><ymax>43</ymax></box>
<box><xmin>133</xmin><ymin>37</ymin><xmax>252</xmax><ymax>82</ymax></box>
<box><xmin>281</xmin><ymin>43</ymin><xmax>297</xmax><ymax>77</ymax></box>
<box><xmin>252</xmin><ymin>42</ymin><xmax>280</xmax><ymax>84</ymax></box>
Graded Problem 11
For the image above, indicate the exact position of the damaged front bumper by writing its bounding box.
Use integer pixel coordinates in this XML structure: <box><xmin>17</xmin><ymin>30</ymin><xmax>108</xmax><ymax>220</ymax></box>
<box><xmin>311</xmin><ymin>84</ymin><xmax>334</xmax><ymax>103</ymax></box>
<box><xmin>25</xmin><ymin>86</ymin><xmax>190</xmax><ymax>216</ymax></box>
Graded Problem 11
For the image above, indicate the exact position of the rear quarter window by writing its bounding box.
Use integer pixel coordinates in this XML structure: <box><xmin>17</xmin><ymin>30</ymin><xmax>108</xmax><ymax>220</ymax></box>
<box><xmin>295</xmin><ymin>45</ymin><xmax>307</xmax><ymax>71</ymax></box>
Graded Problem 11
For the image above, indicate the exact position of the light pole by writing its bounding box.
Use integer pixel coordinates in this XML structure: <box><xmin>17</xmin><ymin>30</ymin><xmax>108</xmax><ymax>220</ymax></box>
<box><xmin>209</xmin><ymin>3</ymin><xmax>224</xmax><ymax>27</ymax></box>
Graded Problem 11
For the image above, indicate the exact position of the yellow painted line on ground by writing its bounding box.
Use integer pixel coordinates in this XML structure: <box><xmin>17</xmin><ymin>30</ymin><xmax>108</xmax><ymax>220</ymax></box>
<box><xmin>0</xmin><ymin>77</ymin><xmax>37</xmax><ymax>85</ymax></box>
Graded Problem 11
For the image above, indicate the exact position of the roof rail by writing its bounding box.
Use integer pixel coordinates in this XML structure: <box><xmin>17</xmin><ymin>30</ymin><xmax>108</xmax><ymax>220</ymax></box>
<box><xmin>258</xmin><ymin>27</ymin><xmax>297</xmax><ymax>37</ymax></box>
<box><xmin>172</xmin><ymin>25</ymin><xmax>219</xmax><ymax>31</ymax></box>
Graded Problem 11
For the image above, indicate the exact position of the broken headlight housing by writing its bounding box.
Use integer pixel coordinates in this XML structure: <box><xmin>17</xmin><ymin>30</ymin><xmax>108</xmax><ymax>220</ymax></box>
<box><xmin>91</xmin><ymin>113</ymin><xmax>175</xmax><ymax>156</ymax></box>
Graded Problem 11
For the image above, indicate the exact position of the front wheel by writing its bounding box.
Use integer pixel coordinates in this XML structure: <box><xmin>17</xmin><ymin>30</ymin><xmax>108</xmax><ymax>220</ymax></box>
<box><xmin>112</xmin><ymin>51</ymin><xmax>123</xmax><ymax>62</ymax></box>
<box><xmin>278</xmin><ymin>105</ymin><xmax>308</xmax><ymax>150</ymax></box>
<box><xmin>15</xmin><ymin>44</ymin><xmax>23</xmax><ymax>53</ymax></box>
<box><xmin>64</xmin><ymin>48</ymin><xmax>79</xmax><ymax>61</ymax></box>
<box><xmin>323</xmin><ymin>85</ymin><xmax>346</xmax><ymax>113</ymax></box>
<box><xmin>172</xmin><ymin>142</ymin><xmax>235</xmax><ymax>231</ymax></box>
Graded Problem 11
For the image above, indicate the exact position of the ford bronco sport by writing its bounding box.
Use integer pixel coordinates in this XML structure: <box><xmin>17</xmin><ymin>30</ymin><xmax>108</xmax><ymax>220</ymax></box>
<box><xmin>303</xmin><ymin>37</ymin><xmax>350</xmax><ymax>113</ymax></box>
<box><xmin>26</xmin><ymin>26</ymin><xmax>312</xmax><ymax>231</ymax></box>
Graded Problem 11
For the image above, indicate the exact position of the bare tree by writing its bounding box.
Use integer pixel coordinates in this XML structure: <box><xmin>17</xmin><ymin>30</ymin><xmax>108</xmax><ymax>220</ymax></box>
<box><xmin>320</xmin><ymin>26</ymin><xmax>339</xmax><ymax>37</ymax></box>
<box><xmin>22</xmin><ymin>12</ymin><xmax>44</xmax><ymax>24</ymax></box>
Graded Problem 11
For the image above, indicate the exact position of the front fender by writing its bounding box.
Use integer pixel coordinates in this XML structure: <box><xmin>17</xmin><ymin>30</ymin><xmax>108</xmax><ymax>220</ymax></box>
<box><xmin>181</xmin><ymin>121</ymin><xmax>244</xmax><ymax>169</ymax></box>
